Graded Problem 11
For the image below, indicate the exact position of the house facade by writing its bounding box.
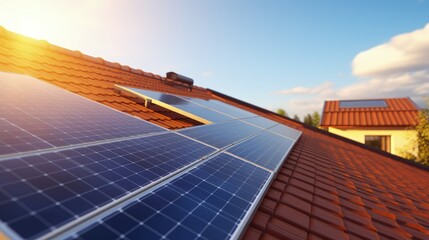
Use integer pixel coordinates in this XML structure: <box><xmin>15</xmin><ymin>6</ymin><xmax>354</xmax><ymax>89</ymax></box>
<box><xmin>320</xmin><ymin>98</ymin><xmax>420</xmax><ymax>157</ymax></box>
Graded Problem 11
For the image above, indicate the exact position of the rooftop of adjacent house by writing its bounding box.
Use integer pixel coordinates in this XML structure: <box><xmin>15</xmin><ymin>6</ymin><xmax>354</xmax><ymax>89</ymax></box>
<box><xmin>320</xmin><ymin>98</ymin><xmax>420</xmax><ymax>128</ymax></box>
<box><xmin>1</xmin><ymin>26</ymin><xmax>429</xmax><ymax>239</ymax></box>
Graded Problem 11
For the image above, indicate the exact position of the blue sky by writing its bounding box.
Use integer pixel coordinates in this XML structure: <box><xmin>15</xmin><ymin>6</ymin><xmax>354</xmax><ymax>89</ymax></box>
<box><xmin>1</xmin><ymin>0</ymin><xmax>429</xmax><ymax>118</ymax></box>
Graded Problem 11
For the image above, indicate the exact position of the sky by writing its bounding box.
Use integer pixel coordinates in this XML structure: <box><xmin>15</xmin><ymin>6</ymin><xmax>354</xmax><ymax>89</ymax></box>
<box><xmin>1</xmin><ymin>0</ymin><xmax>429</xmax><ymax>118</ymax></box>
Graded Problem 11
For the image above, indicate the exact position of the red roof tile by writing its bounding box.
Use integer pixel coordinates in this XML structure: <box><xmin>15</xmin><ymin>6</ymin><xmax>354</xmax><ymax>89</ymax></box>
<box><xmin>1</xmin><ymin>26</ymin><xmax>429</xmax><ymax>240</ymax></box>
<box><xmin>321</xmin><ymin>98</ymin><xmax>419</xmax><ymax>127</ymax></box>
<box><xmin>0</xmin><ymin>28</ymin><xmax>207</xmax><ymax>129</ymax></box>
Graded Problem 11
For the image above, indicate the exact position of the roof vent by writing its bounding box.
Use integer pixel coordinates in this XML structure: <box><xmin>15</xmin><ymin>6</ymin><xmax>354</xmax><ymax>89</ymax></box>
<box><xmin>166</xmin><ymin>72</ymin><xmax>194</xmax><ymax>91</ymax></box>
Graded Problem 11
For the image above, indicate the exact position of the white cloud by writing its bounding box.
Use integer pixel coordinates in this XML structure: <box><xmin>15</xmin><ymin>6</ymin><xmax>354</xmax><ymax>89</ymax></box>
<box><xmin>352</xmin><ymin>23</ymin><xmax>429</xmax><ymax>77</ymax></box>
<box><xmin>275</xmin><ymin>23</ymin><xmax>429</xmax><ymax>117</ymax></box>
<box><xmin>201</xmin><ymin>71</ymin><xmax>214</xmax><ymax>78</ymax></box>
<box><xmin>274</xmin><ymin>81</ymin><xmax>334</xmax><ymax>96</ymax></box>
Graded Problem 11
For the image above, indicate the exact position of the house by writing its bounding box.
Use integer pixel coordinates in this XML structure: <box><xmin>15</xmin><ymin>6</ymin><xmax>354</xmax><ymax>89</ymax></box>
<box><xmin>0</xmin><ymin>26</ymin><xmax>429</xmax><ymax>240</ymax></box>
<box><xmin>320</xmin><ymin>98</ymin><xmax>420</xmax><ymax>157</ymax></box>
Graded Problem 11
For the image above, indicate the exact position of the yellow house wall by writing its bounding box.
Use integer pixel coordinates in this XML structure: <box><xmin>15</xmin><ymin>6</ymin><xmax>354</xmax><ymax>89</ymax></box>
<box><xmin>327</xmin><ymin>127</ymin><xmax>416</xmax><ymax>157</ymax></box>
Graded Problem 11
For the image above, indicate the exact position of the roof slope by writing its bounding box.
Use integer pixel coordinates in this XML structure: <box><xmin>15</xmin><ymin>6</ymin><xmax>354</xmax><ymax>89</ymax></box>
<box><xmin>0</xmin><ymin>26</ymin><xmax>210</xmax><ymax>129</ymax></box>
<box><xmin>1</xmin><ymin>27</ymin><xmax>429</xmax><ymax>239</ymax></box>
<box><xmin>243</xmin><ymin>126</ymin><xmax>429</xmax><ymax>240</ymax></box>
<box><xmin>321</xmin><ymin>98</ymin><xmax>419</xmax><ymax>128</ymax></box>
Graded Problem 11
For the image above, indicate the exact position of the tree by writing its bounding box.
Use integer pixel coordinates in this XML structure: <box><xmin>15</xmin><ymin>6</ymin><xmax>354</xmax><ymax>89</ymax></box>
<box><xmin>403</xmin><ymin>99</ymin><xmax>429</xmax><ymax>165</ymax></box>
<box><xmin>312</xmin><ymin>111</ymin><xmax>321</xmax><ymax>127</ymax></box>
<box><xmin>293</xmin><ymin>114</ymin><xmax>300</xmax><ymax>122</ymax></box>
<box><xmin>277</xmin><ymin>108</ymin><xmax>289</xmax><ymax>117</ymax></box>
<box><xmin>302</xmin><ymin>112</ymin><xmax>321</xmax><ymax>127</ymax></box>
<box><xmin>407</xmin><ymin>109</ymin><xmax>429</xmax><ymax>165</ymax></box>
<box><xmin>415</xmin><ymin>109</ymin><xmax>429</xmax><ymax>165</ymax></box>
<box><xmin>303</xmin><ymin>113</ymin><xmax>313</xmax><ymax>125</ymax></box>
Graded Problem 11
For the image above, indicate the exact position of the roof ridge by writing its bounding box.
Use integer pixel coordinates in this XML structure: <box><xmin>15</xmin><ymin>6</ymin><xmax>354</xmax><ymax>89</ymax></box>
<box><xmin>0</xmin><ymin>25</ymin><xmax>169</xmax><ymax>84</ymax></box>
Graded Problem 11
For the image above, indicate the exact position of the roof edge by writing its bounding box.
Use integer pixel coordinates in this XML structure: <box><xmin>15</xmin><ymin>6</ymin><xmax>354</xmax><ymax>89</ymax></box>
<box><xmin>207</xmin><ymin>89</ymin><xmax>429</xmax><ymax>172</ymax></box>
<box><xmin>0</xmin><ymin>26</ymin><xmax>165</xmax><ymax>81</ymax></box>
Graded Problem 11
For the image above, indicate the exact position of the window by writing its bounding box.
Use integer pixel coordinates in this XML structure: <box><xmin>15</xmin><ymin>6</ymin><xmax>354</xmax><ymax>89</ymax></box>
<box><xmin>365</xmin><ymin>135</ymin><xmax>390</xmax><ymax>153</ymax></box>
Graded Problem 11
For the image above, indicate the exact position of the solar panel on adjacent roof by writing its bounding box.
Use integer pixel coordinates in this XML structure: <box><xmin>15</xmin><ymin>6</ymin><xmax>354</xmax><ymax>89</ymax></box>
<box><xmin>116</xmin><ymin>86</ymin><xmax>234</xmax><ymax>123</ymax></box>
<box><xmin>226</xmin><ymin>131</ymin><xmax>295</xmax><ymax>171</ymax></box>
<box><xmin>178</xmin><ymin>121</ymin><xmax>261</xmax><ymax>148</ymax></box>
<box><xmin>0</xmin><ymin>133</ymin><xmax>215</xmax><ymax>239</ymax></box>
<box><xmin>0</xmin><ymin>73</ymin><xmax>166</xmax><ymax>155</ymax></box>
<box><xmin>67</xmin><ymin>153</ymin><xmax>271</xmax><ymax>240</ymax></box>
<box><xmin>339</xmin><ymin>99</ymin><xmax>388</xmax><ymax>108</ymax></box>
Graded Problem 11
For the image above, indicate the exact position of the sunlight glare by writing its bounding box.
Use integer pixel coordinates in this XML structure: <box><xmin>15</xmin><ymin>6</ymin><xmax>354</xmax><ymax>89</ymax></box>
<box><xmin>16</xmin><ymin>16</ymin><xmax>47</xmax><ymax>40</ymax></box>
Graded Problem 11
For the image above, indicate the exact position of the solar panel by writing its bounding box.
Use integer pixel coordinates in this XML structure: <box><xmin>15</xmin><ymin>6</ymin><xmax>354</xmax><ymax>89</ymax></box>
<box><xmin>0</xmin><ymin>133</ymin><xmax>215</xmax><ymax>239</ymax></box>
<box><xmin>269</xmin><ymin>124</ymin><xmax>302</xmax><ymax>140</ymax></box>
<box><xmin>178</xmin><ymin>121</ymin><xmax>262</xmax><ymax>148</ymax></box>
<box><xmin>339</xmin><ymin>99</ymin><xmax>387</xmax><ymax>108</ymax></box>
<box><xmin>68</xmin><ymin>153</ymin><xmax>271</xmax><ymax>240</ymax></box>
<box><xmin>210</xmin><ymin>99</ymin><xmax>257</xmax><ymax>118</ymax></box>
<box><xmin>241</xmin><ymin>116</ymin><xmax>278</xmax><ymax>129</ymax></box>
<box><xmin>227</xmin><ymin>131</ymin><xmax>295</xmax><ymax>171</ymax></box>
<box><xmin>0</xmin><ymin>73</ymin><xmax>166</xmax><ymax>155</ymax></box>
<box><xmin>183</xmin><ymin>97</ymin><xmax>257</xmax><ymax>119</ymax></box>
<box><xmin>116</xmin><ymin>87</ymin><xmax>234</xmax><ymax>123</ymax></box>
<box><xmin>0</xmin><ymin>118</ymin><xmax>53</xmax><ymax>155</ymax></box>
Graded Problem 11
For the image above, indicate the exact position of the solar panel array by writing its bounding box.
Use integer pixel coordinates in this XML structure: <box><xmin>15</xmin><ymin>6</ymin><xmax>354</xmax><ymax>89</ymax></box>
<box><xmin>0</xmin><ymin>73</ymin><xmax>301</xmax><ymax>240</ymax></box>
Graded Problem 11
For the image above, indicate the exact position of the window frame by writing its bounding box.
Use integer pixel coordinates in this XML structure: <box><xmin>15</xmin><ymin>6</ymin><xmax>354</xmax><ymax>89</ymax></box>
<box><xmin>364</xmin><ymin>135</ymin><xmax>391</xmax><ymax>153</ymax></box>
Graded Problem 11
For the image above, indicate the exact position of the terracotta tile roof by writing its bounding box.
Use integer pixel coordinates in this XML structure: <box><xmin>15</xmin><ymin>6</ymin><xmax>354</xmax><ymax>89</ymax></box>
<box><xmin>0</xmin><ymin>26</ymin><xmax>207</xmax><ymax>130</ymax></box>
<box><xmin>320</xmin><ymin>98</ymin><xmax>420</xmax><ymax>127</ymax></box>
<box><xmin>243</xmin><ymin>127</ymin><xmax>429</xmax><ymax>240</ymax></box>
<box><xmin>1</xmin><ymin>26</ymin><xmax>429</xmax><ymax>239</ymax></box>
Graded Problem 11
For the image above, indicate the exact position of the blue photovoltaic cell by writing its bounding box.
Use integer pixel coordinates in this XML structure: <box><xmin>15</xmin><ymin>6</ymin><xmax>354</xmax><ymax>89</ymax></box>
<box><xmin>339</xmin><ymin>99</ymin><xmax>387</xmax><ymax>108</ymax></box>
<box><xmin>242</xmin><ymin>116</ymin><xmax>278</xmax><ymax>129</ymax></box>
<box><xmin>210</xmin><ymin>100</ymin><xmax>257</xmax><ymax>118</ymax></box>
<box><xmin>0</xmin><ymin>119</ymin><xmax>53</xmax><ymax>155</ymax></box>
<box><xmin>227</xmin><ymin>131</ymin><xmax>295</xmax><ymax>171</ymax></box>
<box><xmin>184</xmin><ymin>98</ymin><xmax>257</xmax><ymax>119</ymax></box>
<box><xmin>0</xmin><ymin>73</ymin><xmax>165</xmax><ymax>154</ymax></box>
<box><xmin>74</xmin><ymin>153</ymin><xmax>271</xmax><ymax>240</ymax></box>
<box><xmin>126</xmin><ymin>88</ymin><xmax>234</xmax><ymax>123</ymax></box>
<box><xmin>0</xmin><ymin>133</ymin><xmax>214</xmax><ymax>239</ymax></box>
<box><xmin>178</xmin><ymin>121</ymin><xmax>261</xmax><ymax>148</ymax></box>
<box><xmin>269</xmin><ymin>124</ymin><xmax>302</xmax><ymax>140</ymax></box>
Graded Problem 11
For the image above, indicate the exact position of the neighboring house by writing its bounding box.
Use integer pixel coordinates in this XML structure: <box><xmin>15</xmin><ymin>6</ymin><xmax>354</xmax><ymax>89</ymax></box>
<box><xmin>320</xmin><ymin>98</ymin><xmax>420</xmax><ymax>157</ymax></box>
<box><xmin>1</xmin><ymin>26</ymin><xmax>429</xmax><ymax>240</ymax></box>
